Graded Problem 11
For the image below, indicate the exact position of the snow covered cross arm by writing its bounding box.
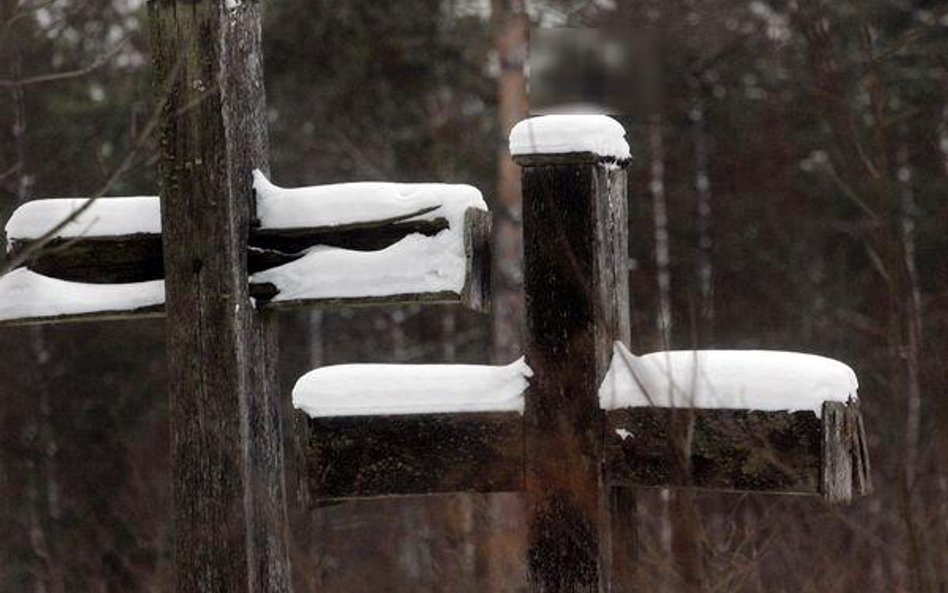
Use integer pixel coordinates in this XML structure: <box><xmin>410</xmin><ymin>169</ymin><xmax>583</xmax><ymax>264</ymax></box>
<box><xmin>600</xmin><ymin>345</ymin><xmax>871</xmax><ymax>503</ymax></box>
<box><xmin>0</xmin><ymin>172</ymin><xmax>491</xmax><ymax>325</ymax></box>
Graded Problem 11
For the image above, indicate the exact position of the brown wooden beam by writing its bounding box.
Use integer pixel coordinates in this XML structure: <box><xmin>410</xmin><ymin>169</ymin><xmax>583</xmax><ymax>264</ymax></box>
<box><xmin>303</xmin><ymin>411</ymin><xmax>523</xmax><ymax>501</ymax></box>
<box><xmin>605</xmin><ymin>402</ymin><xmax>871</xmax><ymax>502</ymax></box>
<box><xmin>0</xmin><ymin>305</ymin><xmax>164</xmax><ymax>327</ymax></box>
<box><xmin>518</xmin><ymin>152</ymin><xmax>631</xmax><ymax>592</ymax></box>
<box><xmin>4</xmin><ymin>207</ymin><xmax>490</xmax><ymax>318</ymax></box>
<box><xmin>0</xmin><ymin>206</ymin><xmax>491</xmax><ymax>326</ymax></box>
<box><xmin>6</xmin><ymin>215</ymin><xmax>453</xmax><ymax>283</ymax></box>
<box><xmin>7</xmin><ymin>234</ymin><xmax>166</xmax><ymax>283</ymax></box>
<box><xmin>148</xmin><ymin>2</ymin><xmax>291</xmax><ymax>593</ymax></box>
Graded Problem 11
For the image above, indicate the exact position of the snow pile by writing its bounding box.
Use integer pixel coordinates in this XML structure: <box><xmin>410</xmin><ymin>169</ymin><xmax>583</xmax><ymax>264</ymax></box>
<box><xmin>0</xmin><ymin>268</ymin><xmax>164</xmax><ymax>322</ymax></box>
<box><xmin>250</xmin><ymin>172</ymin><xmax>488</xmax><ymax>303</ymax></box>
<box><xmin>509</xmin><ymin>114</ymin><xmax>631</xmax><ymax>161</ymax></box>
<box><xmin>598</xmin><ymin>342</ymin><xmax>858</xmax><ymax>417</ymax></box>
<box><xmin>5</xmin><ymin>196</ymin><xmax>160</xmax><ymax>245</ymax></box>
<box><xmin>251</xmin><ymin>231</ymin><xmax>468</xmax><ymax>301</ymax></box>
<box><xmin>253</xmin><ymin>171</ymin><xmax>487</xmax><ymax>230</ymax></box>
<box><xmin>293</xmin><ymin>358</ymin><xmax>533</xmax><ymax>418</ymax></box>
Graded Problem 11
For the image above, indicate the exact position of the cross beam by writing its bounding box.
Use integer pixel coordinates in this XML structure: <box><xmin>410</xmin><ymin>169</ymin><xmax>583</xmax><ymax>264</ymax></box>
<box><xmin>298</xmin><ymin>404</ymin><xmax>868</xmax><ymax>503</ymax></box>
<box><xmin>1</xmin><ymin>4</ymin><xmax>873</xmax><ymax>587</ymax></box>
<box><xmin>0</xmin><ymin>180</ymin><xmax>490</xmax><ymax>325</ymax></box>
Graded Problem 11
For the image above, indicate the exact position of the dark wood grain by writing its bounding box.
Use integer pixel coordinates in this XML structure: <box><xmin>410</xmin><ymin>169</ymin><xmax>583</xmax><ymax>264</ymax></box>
<box><xmin>304</xmin><ymin>412</ymin><xmax>523</xmax><ymax>501</ymax></box>
<box><xmin>148</xmin><ymin>3</ymin><xmax>291</xmax><ymax>593</ymax></box>
<box><xmin>606</xmin><ymin>408</ymin><xmax>822</xmax><ymax>495</ymax></box>
<box><xmin>519</xmin><ymin>153</ymin><xmax>630</xmax><ymax>593</ymax></box>
<box><xmin>8</xmin><ymin>235</ymin><xmax>165</xmax><ymax>282</ymax></box>
<box><xmin>606</xmin><ymin>402</ymin><xmax>871</xmax><ymax>502</ymax></box>
<box><xmin>822</xmin><ymin>400</ymin><xmax>872</xmax><ymax>503</ymax></box>
<box><xmin>461</xmin><ymin>207</ymin><xmax>492</xmax><ymax>312</ymax></box>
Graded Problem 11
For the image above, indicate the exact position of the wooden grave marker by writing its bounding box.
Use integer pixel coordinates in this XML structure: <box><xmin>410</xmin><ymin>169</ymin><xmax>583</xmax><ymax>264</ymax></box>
<box><xmin>0</xmin><ymin>3</ymin><xmax>870</xmax><ymax>592</ymax></box>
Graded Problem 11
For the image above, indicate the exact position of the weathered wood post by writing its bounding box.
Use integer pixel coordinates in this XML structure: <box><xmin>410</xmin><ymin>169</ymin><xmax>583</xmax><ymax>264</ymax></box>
<box><xmin>148</xmin><ymin>2</ymin><xmax>291</xmax><ymax>592</ymax></box>
<box><xmin>512</xmin><ymin>115</ymin><xmax>633</xmax><ymax>592</ymax></box>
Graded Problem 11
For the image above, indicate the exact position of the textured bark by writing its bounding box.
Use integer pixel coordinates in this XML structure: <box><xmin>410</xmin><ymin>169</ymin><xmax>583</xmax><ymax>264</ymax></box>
<box><xmin>518</xmin><ymin>154</ymin><xmax>630</xmax><ymax>593</ymax></box>
<box><xmin>606</xmin><ymin>403</ymin><xmax>871</xmax><ymax>502</ymax></box>
<box><xmin>608</xmin><ymin>408</ymin><xmax>822</xmax><ymax>494</ymax></box>
<box><xmin>304</xmin><ymin>412</ymin><xmax>523</xmax><ymax>501</ymax></box>
<box><xmin>822</xmin><ymin>401</ymin><xmax>872</xmax><ymax>503</ymax></box>
<box><xmin>148</xmin><ymin>2</ymin><xmax>291</xmax><ymax>593</ymax></box>
<box><xmin>9</xmin><ymin>235</ymin><xmax>166</xmax><ymax>283</ymax></box>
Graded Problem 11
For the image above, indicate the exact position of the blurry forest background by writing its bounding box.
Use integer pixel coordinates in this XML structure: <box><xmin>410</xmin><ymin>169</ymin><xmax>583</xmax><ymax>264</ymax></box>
<box><xmin>1</xmin><ymin>0</ymin><xmax>947</xmax><ymax>591</ymax></box>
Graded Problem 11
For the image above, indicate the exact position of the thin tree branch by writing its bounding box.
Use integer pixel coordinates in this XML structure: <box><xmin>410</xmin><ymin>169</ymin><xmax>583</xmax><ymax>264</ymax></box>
<box><xmin>0</xmin><ymin>37</ymin><xmax>129</xmax><ymax>88</ymax></box>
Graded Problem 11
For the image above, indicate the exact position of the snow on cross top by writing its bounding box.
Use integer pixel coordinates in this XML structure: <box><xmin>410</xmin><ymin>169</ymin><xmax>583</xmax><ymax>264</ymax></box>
<box><xmin>293</xmin><ymin>358</ymin><xmax>533</xmax><ymax>418</ymax></box>
<box><xmin>252</xmin><ymin>170</ymin><xmax>487</xmax><ymax>231</ymax></box>
<box><xmin>5</xmin><ymin>196</ymin><xmax>160</xmax><ymax>245</ymax></box>
<box><xmin>599</xmin><ymin>342</ymin><xmax>858</xmax><ymax>417</ymax></box>
<box><xmin>509</xmin><ymin>114</ymin><xmax>631</xmax><ymax>161</ymax></box>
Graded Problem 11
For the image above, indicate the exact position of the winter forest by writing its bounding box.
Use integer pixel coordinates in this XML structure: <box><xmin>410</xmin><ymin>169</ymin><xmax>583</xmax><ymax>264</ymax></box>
<box><xmin>1</xmin><ymin>0</ymin><xmax>947</xmax><ymax>592</ymax></box>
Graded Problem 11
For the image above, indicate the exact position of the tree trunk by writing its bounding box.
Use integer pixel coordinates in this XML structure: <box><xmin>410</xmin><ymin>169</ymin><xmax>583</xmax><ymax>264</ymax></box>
<box><xmin>490</xmin><ymin>0</ymin><xmax>528</xmax><ymax>364</ymax></box>
<box><xmin>484</xmin><ymin>2</ymin><xmax>530</xmax><ymax>591</ymax></box>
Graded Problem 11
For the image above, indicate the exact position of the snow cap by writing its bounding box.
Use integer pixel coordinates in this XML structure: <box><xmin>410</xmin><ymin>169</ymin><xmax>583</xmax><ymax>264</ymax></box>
<box><xmin>5</xmin><ymin>196</ymin><xmax>161</xmax><ymax>243</ymax></box>
<box><xmin>509</xmin><ymin>114</ymin><xmax>631</xmax><ymax>161</ymax></box>
<box><xmin>293</xmin><ymin>358</ymin><xmax>533</xmax><ymax>418</ymax></box>
<box><xmin>599</xmin><ymin>342</ymin><xmax>859</xmax><ymax>417</ymax></box>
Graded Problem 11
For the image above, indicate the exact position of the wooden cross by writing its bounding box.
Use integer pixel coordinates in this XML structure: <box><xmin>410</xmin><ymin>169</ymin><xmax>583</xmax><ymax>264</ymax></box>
<box><xmin>1</xmin><ymin>4</ymin><xmax>482</xmax><ymax>593</ymax></box>
<box><xmin>296</xmin><ymin>116</ymin><xmax>871</xmax><ymax>592</ymax></box>
<box><xmin>0</xmin><ymin>4</ymin><xmax>870</xmax><ymax>593</ymax></box>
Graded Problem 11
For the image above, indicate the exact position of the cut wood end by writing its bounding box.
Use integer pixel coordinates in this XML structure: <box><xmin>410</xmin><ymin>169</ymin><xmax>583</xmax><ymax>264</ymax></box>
<box><xmin>821</xmin><ymin>399</ymin><xmax>871</xmax><ymax>504</ymax></box>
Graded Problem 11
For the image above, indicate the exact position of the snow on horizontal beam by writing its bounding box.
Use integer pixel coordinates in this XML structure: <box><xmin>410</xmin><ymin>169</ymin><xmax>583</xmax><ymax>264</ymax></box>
<box><xmin>509</xmin><ymin>114</ymin><xmax>631</xmax><ymax>161</ymax></box>
<box><xmin>5</xmin><ymin>196</ymin><xmax>160</xmax><ymax>243</ymax></box>
<box><xmin>5</xmin><ymin>173</ymin><xmax>487</xmax><ymax>245</ymax></box>
<box><xmin>293</xmin><ymin>358</ymin><xmax>532</xmax><ymax>417</ymax></box>
<box><xmin>250</xmin><ymin>207</ymin><xmax>489</xmax><ymax>311</ymax></box>
<box><xmin>4</xmin><ymin>174</ymin><xmax>491</xmax><ymax>311</ymax></box>
<box><xmin>0</xmin><ymin>268</ymin><xmax>164</xmax><ymax>325</ymax></box>
<box><xmin>297</xmin><ymin>358</ymin><xmax>531</xmax><ymax>500</ymax></box>
<box><xmin>599</xmin><ymin>342</ymin><xmax>858</xmax><ymax>417</ymax></box>
<box><xmin>253</xmin><ymin>170</ymin><xmax>487</xmax><ymax>231</ymax></box>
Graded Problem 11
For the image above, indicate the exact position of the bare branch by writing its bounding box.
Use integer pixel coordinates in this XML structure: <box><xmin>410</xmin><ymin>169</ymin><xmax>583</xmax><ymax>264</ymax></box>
<box><xmin>0</xmin><ymin>37</ymin><xmax>129</xmax><ymax>89</ymax></box>
<box><xmin>0</xmin><ymin>56</ymin><xmax>189</xmax><ymax>276</ymax></box>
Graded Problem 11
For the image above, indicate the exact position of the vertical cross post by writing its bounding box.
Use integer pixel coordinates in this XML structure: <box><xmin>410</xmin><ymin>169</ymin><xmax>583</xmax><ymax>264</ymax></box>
<box><xmin>148</xmin><ymin>2</ymin><xmax>291</xmax><ymax>592</ymax></box>
<box><xmin>515</xmin><ymin>116</ymin><xmax>632</xmax><ymax>592</ymax></box>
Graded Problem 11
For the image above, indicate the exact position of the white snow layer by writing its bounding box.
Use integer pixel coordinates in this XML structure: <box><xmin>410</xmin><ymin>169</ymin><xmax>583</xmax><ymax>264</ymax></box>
<box><xmin>509</xmin><ymin>114</ymin><xmax>631</xmax><ymax>160</ymax></box>
<box><xmin>250</xmin><ymin>231</ymin><xmax>468</xmax><ymax>301</ymax></box>
<box><xmin>253</xmin><ymin>170</ymin><xmax>487</xmax><ymax>230</ymax></box>
<box><xmin>5</xmin><ymin>196</ymin><xmax>160</xmax><ymax>244</ymax></box>
<box><xmin>599</xmin><ymin>342</ymin><xmax>858</xmax><ymax>417</ymax></box>
<box><xmin>0</xmin><ymin>268</ymin><xmax>164</xmax><ymax>321</ymax></box>
<box><xmin>250</xmin><ymin>171</ymin><xmax>488</xmax><ymax>303</ymax></box>
<box><xmin>293</xmin><ymin>358</ymin><xmax>533</xmax><ymax>418</ymax></box>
